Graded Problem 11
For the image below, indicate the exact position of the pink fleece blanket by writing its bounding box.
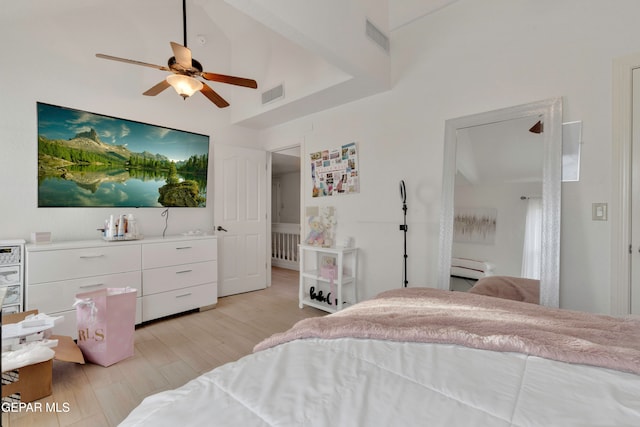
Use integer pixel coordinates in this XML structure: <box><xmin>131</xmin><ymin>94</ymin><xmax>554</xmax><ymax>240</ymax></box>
<box><xmin>254</xmin><ymin>288</ymin><xmax>640</xmax><ymax>375</ymax></box>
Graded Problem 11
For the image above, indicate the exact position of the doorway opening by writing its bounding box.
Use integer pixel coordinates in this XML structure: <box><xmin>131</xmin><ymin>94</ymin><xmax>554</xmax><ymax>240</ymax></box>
<box><xmin>270</xmin><ymin>146</ymin><xmax>301</xmax><ymax>277</ymax></box>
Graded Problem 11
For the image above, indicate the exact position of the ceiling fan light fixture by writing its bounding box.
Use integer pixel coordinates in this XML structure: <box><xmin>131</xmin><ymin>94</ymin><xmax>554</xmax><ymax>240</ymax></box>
<box><xmin>166</xmin><ymin>74</ymin><xmax>203</xmax><ymax>99</ymax></box>
<box><xmin>95</xmin><ymin>0</ymin><xmax>257</xmax><ymax>108</ymax></box>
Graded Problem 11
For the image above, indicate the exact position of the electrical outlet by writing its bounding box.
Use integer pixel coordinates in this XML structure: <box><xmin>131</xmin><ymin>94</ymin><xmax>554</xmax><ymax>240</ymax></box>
<box><xmin>592</xmin><ymin>203</ymin><xmax>608</xmax><ymax>221</ymax></box>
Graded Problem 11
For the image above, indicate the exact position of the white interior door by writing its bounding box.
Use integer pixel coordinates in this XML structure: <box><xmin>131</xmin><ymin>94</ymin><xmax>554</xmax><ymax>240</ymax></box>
<box><xmin>631</xmin><ymin>67</ymin><xmax>640</xmax><ymax>314</ymax></box>
<box><xmin>214</xmin><ymin>144</ymin><xmax>267</xmax><ymax>297</ymax></box>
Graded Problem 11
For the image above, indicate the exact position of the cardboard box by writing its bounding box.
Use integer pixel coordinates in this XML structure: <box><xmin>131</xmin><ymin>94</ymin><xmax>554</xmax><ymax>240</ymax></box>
<box><xmin>1</xmin><ymin>360</ymin><xmax>53</xmax><ymax>403</ymax></box>
<box><xmin>1</xmin><ymin>310</ymin><xmax>84</xmax><ymax>403</ymax></box>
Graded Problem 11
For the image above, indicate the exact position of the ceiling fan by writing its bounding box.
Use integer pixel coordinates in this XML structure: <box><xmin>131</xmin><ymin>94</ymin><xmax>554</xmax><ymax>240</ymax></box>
<box><xmin>95</xmin><ymin>0</ymin><xmax>257</xmax><ymax>108</ymax></box>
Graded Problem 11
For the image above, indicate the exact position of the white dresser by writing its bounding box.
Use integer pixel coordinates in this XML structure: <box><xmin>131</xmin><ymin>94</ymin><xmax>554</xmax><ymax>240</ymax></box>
<box><xmin>141</xmin><ymin>237</ymin><xmax>217</xmax><ymax>321</ymax></box>
<box><xmin>25</xmin><ymin>235</ymin><xmax>217</xmax><ymax>339</ymax></box>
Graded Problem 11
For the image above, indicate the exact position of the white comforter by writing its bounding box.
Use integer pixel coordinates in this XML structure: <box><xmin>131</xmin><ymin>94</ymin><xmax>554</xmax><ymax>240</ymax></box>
<box><xmin>119</xmin><ymin>337</ymin><xmax>640</xmax><ymax>426</ymax></box>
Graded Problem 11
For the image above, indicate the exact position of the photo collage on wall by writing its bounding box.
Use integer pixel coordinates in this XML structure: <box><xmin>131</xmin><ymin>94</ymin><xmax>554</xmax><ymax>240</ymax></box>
<box><xmin>310</xmin><ymin>142</ymin><xmax>359</xmax><ymax>197</ymax></box>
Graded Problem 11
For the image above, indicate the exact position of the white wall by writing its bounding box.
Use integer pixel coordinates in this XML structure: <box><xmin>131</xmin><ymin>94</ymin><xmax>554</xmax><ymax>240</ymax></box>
<box><xmin>262</xmin><ymin>0</ymin><xmax>640</xmax><ymax>313</ymax></box>
<box><xmin>3</xmin><ymin>0</ymin><xmax>640</xmax><ymax>313</ymax></box>
<box><xmin>0</xmin><ymin>2</ymin><xmax>261</xmax><ymax>243</ymax></box>
<box><xmin>453</xmin><ymin>182</ymin><xmax>541</xmax><ymax>278</ymax></box>
<box><xmin>272</xmin><ymin>172</ymin><xmax>301</xmax><ymax>224</ymax></box>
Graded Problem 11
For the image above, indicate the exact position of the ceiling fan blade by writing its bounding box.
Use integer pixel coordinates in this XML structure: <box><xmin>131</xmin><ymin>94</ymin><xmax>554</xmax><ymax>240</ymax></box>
<box><xmin>200</xmin><ymin>83</ymin><xmax>230</xmax><ymax>108</ymax></box>
<box><xmin>96</xmin><ymin>53</ymin><xmax>170</xmax><ymax>72</ymax></box>
<box><xmin>143</xmin><ymin>80</ymin><xmax>171</xmax><ymax>96</ymax></box>
<box><xmin>201</xmin><ymin>72</ymin><xmax>258</xmax><ymax>89</ymax></box>
<box><xmin>170</xmin><ymin>42</ymin><xmax>192</xmax><ymax>69</ymax></box>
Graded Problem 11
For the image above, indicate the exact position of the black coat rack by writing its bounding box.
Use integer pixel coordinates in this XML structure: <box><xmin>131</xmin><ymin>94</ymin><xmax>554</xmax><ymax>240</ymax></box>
<box><xmin>399</xmin><ymin>180</ymin><xmax>408</xmax><ymax>287</ymax></box>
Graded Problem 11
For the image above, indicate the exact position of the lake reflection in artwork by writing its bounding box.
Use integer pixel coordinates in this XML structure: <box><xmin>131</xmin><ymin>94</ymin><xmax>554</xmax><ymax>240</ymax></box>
<box><xmin>39</xmin><ymin>173</ymin><xmax>164</xmax><ymax>207</ymax></box>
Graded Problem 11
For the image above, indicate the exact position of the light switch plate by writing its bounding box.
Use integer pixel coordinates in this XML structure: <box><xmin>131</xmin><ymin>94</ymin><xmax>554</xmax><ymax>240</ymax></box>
<box><xmin>592</xmin><ymin>203</ymin><xmax>608</xmax><ymax>221</ymax></box>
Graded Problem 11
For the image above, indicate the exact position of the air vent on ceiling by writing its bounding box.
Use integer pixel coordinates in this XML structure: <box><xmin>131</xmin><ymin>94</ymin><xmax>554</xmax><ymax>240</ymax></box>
<box><xmin>365</xmin><ymin>19</ymin><xmax>390</xmax><ymax>53</ymax></box>
<box><xmin>262</xmin><ymin>83</ymin><xmax>285</xmax><ymax>105</ymax></box>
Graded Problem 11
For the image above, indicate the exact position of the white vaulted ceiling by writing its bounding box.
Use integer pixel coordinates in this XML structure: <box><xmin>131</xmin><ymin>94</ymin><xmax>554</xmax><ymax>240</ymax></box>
<box><xmin>3</xmin><ymin>0</ymin><xmax>459</xmax><ymax>129</ymax></box>
<box><xmin>223</xmin><ymin>0</ymin><xmax>460</xmax><ymax>128</ymax></box>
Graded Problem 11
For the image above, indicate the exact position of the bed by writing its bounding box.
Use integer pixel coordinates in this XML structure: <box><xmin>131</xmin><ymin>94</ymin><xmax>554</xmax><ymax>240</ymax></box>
<box><xmin>119</xmin><ymin>287</ymin><xmax>640</xmax><ymax>426</ymax></box>
<box><xmin>450</xmin><ymin>257</ymin><xmax>495</xmax><ymax>291</ymax></box>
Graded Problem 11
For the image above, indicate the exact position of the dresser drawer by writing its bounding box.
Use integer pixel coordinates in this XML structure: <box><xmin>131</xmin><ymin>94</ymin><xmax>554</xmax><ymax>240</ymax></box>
<box><xmin>1</xmin><ymin>285</ymin><xmax>21</xmax><ymax>305</ymax></box>
<box><xmin>27</xmin><ymin>245</ymin><xmax>141</xmax><ymax>284</ymax></box>
<box><xmin>26</xmin><ymin>271</ymin><xmax>141</xmax><ymax>314</ymax></box>
<box><xmin>141</xmin><ymin>283</ymin><xmax>216</xmax><ymax>321</ymax></box>
<box><xmin>143</xmin><ymin>261</ymin><xmax>216</xmax><ymax>295</ymax></box>
<box><xmin>0</xmin><ymin>265</ymin><xmax>21</xmax><ymax>286</ymax></box>
<box><xmin>142</xmin><ymin>238</ymin><xmax>216</xmax><ymax>269</ymax></box>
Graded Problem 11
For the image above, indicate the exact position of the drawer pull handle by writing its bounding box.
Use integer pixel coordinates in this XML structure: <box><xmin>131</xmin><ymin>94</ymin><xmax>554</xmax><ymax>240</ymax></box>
<box><xmin>176</xmin><ymin>269</ymin><xmax>193</xmax><ymax>274</ymax></box>
<box><xmin>80</xmin><ymin>283</ymin><xmax>104</xmax><ymax>289</ymax></box>
<box><xmin>176</xmin><ymin>246</ymin><xmax>192</xmax><ymax>250</ymax></box>
<box><xmin>175</xmin><ymin>293</ymin><xmax>192</xmax><ymax>298</ymax></box>
<box><xmin>79</xmin><ymin>254</ymin><xmax>105</xmax><ymax>259</ymax></box>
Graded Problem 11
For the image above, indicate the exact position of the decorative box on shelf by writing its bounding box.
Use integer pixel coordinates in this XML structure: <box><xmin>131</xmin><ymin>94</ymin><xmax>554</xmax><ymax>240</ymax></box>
<box><xmin>298</xmin><ymin>244</ymin><xmax>358</xmax><ymax>313</ymax></box>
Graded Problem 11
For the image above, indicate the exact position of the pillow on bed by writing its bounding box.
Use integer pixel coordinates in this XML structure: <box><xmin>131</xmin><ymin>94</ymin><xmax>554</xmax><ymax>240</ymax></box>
<box><xmin>468</xmin><ymin>275</ymin><xmax>540</xmax><ymax>304</ymax></box>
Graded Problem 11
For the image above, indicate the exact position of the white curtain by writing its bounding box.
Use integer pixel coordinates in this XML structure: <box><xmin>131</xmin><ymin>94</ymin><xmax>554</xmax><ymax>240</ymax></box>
<box><xmin>521</xmin><ymin>198</ymin><xmax>542</xmax><ymax>279</ymax></box>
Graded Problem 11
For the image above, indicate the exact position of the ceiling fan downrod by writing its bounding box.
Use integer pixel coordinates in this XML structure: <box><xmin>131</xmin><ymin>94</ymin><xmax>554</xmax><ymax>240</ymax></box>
<box><xmin>182</xmin><ymin>0</ymin><xmax>188</xmax><ymax>48</ymax></box>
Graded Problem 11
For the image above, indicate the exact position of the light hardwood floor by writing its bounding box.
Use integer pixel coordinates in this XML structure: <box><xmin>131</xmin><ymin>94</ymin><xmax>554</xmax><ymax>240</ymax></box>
<box><xmin>3</xmin><ymin>267</ymin><xmax>324</xmax><ymax>427</ymax></box>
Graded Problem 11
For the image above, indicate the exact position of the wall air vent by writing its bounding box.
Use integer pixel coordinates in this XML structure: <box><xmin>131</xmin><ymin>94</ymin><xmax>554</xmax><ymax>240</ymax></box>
<box><xmin>365</xmin><ymin>19</ymin><xmax>390</xmax><ymax>54</ymax></box>
<box><xmin>262</xmin><ymin>83</ymin><xmax>285</xmax><ymax>105</ymax></box>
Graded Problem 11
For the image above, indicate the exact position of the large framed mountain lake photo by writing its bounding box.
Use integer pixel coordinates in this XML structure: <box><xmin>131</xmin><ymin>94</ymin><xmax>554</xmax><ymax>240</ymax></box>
<box><xmin>37</xmin><ymin>102</ymin><xmax>209</xmax><ymax>208</ymax></box>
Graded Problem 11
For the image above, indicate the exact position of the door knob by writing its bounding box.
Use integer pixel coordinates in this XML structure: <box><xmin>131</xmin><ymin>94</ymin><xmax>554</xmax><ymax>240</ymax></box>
<box><xmin>216</xmin><ymin>226</ymin><xmax>228</xmax><ymax>232</ymax></box>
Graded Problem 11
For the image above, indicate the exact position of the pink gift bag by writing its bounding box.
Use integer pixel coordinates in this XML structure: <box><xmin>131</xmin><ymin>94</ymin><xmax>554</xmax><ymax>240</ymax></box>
<box><xmin>74</xmin><ymin>287</ymin><xmax>137</xmax><ymax>367</ymax></box>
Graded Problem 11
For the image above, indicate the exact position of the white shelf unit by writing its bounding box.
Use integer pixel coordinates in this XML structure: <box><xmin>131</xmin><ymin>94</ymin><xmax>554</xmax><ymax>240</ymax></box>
<box><xmin>299</xmin><ymin>245</ymin><xmax>358</xmax><ymax>313</ymax></box>
<box><xmin>0</xmin><ymin>239</ymin><xmax>26</xmax><ymax>314</ymax></box>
